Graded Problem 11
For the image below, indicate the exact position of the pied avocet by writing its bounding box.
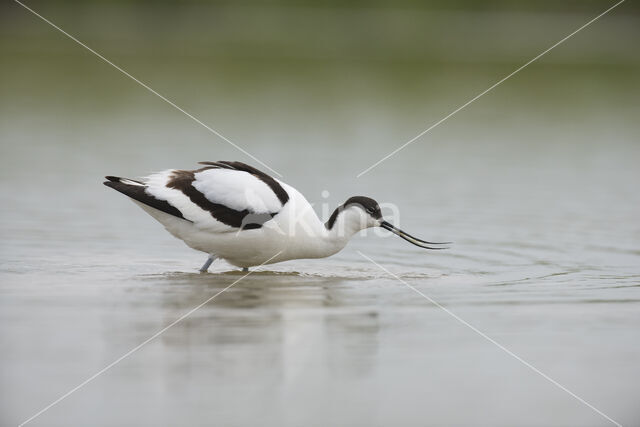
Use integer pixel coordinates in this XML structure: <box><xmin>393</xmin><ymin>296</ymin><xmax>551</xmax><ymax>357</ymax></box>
<box><xmin>104</xmin><ymin>161</ymin><xmax>448</xmax><ymax>272</ymax></box>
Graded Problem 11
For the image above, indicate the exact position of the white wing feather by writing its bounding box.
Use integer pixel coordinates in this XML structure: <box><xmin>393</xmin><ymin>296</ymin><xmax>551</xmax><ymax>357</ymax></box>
<box><xmin>143</xmin><ymin>168</ymin><xmax>283</xmax><ymax>232</ymax></box>
<box><xmin>192</xmin><ymin>169</ymin><xmax>281</xmax><ymax>214</ymax></box>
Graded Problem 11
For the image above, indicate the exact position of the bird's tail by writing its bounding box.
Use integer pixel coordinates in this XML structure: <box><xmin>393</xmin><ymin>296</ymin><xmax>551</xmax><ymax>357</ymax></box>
<box><xmin>104</xmin><ymin>176</ymin><xmax>146</xmax><ymax>187</ymax></box>
<box><xmin>103</xmin><ymin>175</ymin><xmax>186</xmax><ymax>220</ymax></box>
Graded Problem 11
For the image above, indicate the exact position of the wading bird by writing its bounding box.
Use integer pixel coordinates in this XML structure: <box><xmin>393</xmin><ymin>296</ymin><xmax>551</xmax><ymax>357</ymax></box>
<box><xmin>104</xmin><ymin>161</ymin><xmax>448</xmax><ymax>272</ymax></box>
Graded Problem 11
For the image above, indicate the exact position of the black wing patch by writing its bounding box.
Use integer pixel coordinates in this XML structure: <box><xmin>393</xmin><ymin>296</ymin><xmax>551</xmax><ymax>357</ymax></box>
<box><xmin>166</xmin><ymin>169</ymin><xmax>277</xmax><ymax>230</ymax></box>
<box><xmin>103</xmin><ymin>176</ymin><xmax>189</xmax><ymax>221</ymax></box>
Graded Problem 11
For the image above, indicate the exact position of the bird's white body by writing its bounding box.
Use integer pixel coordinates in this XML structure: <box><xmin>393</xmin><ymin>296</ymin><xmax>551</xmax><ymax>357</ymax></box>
<box><xmin>135</xmin><ymin>182</ymin><xmax>362</xmax><ymax>267</ymax></box>
<box><xmin>105</xmin><ymin>161</ymin><xmax>445</xmax><ymax>271</ymax></box>
<box><xmin>105</xmin><ymin>162</ymin><xmax>377</xmax><ymax>269</ymax></box>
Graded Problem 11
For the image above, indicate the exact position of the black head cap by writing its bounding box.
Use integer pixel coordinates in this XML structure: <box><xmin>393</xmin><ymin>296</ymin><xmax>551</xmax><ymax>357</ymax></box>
<box><xmin>343</xmin><ymin>196</ymin><xmax>382</xmax><ymax>219</ymax></box>
<box><xmin>326</xmin><ymin>196</ymin><xmax>382</xmax><ymax>229</ymax></box>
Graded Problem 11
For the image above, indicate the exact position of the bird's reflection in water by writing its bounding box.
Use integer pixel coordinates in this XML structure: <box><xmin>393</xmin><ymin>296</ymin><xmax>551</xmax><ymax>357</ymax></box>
<box><xmin>324</xmin><ymin>311</ymin><xmax>379</xmax><ymax>378</ymax></box>
<box><xmin>133</xmin><ymin>270</ymin><xmax>380</xmax><ymax>388</ymax></box>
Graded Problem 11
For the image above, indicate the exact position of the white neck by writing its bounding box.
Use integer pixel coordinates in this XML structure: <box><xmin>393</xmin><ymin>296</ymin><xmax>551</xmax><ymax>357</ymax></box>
<box><xmin>302</xmin><ymin>207</ymin><xmax>366</xmax><ymax>259</ymax></box>
<box><xmin>276</xmin><ymin>186</ymin><xmax>369</xmax><ymax>261</ymax></box>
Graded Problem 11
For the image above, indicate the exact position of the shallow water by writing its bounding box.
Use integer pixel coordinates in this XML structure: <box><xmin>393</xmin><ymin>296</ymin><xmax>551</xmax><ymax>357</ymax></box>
<box><xmin>2</xmin><ymin>3</ymin><xmax>640</xmax><ymax>426</ymax></box>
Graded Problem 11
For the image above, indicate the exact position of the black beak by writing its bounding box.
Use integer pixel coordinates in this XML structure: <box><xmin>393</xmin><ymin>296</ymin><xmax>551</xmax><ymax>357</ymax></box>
<box><xmin>380</xmin><ymin>221</ymin><xmax>450</xmax><ymax>250</ymax></box>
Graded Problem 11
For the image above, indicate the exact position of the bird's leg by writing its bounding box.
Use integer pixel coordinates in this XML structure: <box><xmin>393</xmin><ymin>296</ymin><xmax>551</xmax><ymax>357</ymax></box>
<box><xmin>242</xmin><ymin>267</ymin><xmax>249</xmax><ymax>272</ymax></box>
<box><xmin>199</xmin><ymin>255</ymin><xmax>218</xmax><ymax>273</ymax></box>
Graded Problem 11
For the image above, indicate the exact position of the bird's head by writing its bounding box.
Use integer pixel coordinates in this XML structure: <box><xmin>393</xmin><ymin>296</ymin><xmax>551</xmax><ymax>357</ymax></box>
<box><xmin>326</xmin><ymin>196</ymin><xmax>449</xmax><ymax>249</ymax></box>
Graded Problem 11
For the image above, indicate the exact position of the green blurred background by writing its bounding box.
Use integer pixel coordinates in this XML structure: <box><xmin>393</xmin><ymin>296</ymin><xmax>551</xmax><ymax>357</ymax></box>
<box><xmin>2</xmin><ymin>0</ymin><xmax>638</xmax><ymax>171</ymax></box>
<box><xmin>2</xmin><ymin>0</ymin><xmax>638</xmax><ymax>215</ymax></box>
